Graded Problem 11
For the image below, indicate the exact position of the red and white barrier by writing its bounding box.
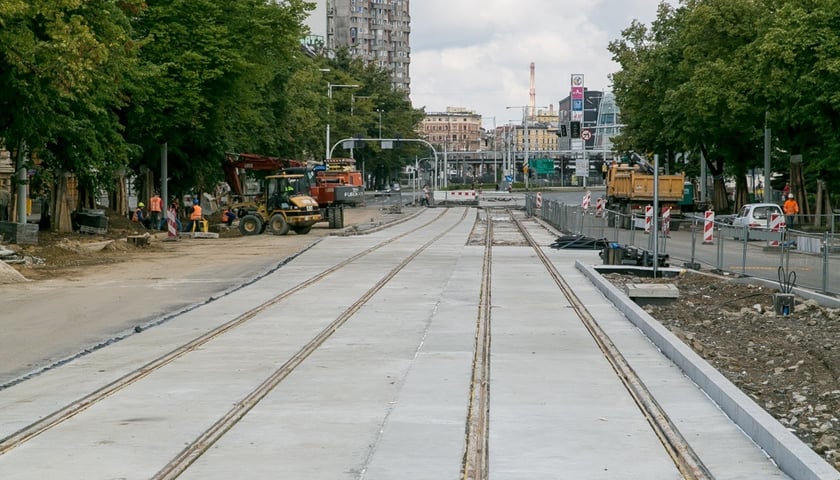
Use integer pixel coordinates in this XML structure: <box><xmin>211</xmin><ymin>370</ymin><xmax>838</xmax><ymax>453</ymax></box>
<box><xmin>581</xmin><ymin>190</ymin><xmax>591</xmax><ymax>210</ymax></box>
<box><xmin>536</xmin><ymin>192</ymin><xmax>543</xmax><ymax>208</ymax></box>
<box><xmin>166</xmin><ymin>208</ymin><xmax>178</xmax><ymax>239</ymax></box>
<box><xmin>644</xmin><ymin>205</ymin><xmax>653</xmax><ymax>233</ymax></box>
<box><xmin>436</xmin><ymin>190</ymin><xmax>478</xmax><ymax>203</ymax></box>
<box><xmin>595</xmin><ymin>197</ymin><xmax>606</xmax><ymax>217</ymax></box>
<box><xmin>661</xmin><ymin>206</ymin><xmax>671</xmax><ymax>237</ymax></box>
<box><xmin>703</xmin><ymin>210</ymin><xmax>714</xmax><ymax>244</ymax></box>
<box><xmin>768</xmin><ymin>212</ymin><xmax>782</xmax><ymax>247</ymax></box>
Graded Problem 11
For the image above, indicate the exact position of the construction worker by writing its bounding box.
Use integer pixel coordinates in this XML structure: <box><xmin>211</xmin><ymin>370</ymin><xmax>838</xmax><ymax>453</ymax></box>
<box><xmin>186</xmin><ymin>198</ymin><xmax>203</xmax><ymax>232</ymax></box>
<box><xmin>149</xmin><ymin>191</ymin><xmax>163</xmax><ymax>230</ymax></box>
<box><xmin>783</xmin><ymin>193</ymin><xmax>799</xmax><ymax>228</ymax></box>
<box><xmin>132</xmin><ymin>202</ymin><xmax>149</xmax><ymax>228</ymax></box>
<box><xmin>221</xmin><ymin>207</ymin><xmax>237</xmax><ymax>226</ymax></box>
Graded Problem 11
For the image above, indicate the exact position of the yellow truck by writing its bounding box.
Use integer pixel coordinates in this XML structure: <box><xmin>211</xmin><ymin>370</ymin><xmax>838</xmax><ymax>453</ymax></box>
<box><xmin>606</xmin><ymin>163</ymin><xmax>686</xmax><ymax>229</ymax></box>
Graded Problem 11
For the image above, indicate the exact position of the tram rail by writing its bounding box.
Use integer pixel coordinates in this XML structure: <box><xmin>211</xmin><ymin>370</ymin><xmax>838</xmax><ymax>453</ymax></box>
<box><xmin>0</xmin><ymin>206</ymin><xmax>806</xmax><ymax>479</ymax></box>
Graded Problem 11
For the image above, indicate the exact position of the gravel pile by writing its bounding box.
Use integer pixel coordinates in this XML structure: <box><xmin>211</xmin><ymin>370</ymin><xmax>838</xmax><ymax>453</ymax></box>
<box><xmin>605</xmin><ymin>271</ymin><xmax>840</xmax><ymax>471</ymax></box>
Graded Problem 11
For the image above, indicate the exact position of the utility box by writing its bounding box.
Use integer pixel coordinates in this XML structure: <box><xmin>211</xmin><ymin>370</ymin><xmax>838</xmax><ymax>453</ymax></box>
<box><xmin>601</xmin><ymin>243</ymin><xmax>625</xmax><ymax>265</ymax></box>
<box><xmin>774</xmin><ymin>293</ymin><xmax>795</xmax><ymax>316</ymax></box>
<box><xmin>0</xmin><ymin>221</ymin><xmax>38</xmax><ymax>245</ymax></box>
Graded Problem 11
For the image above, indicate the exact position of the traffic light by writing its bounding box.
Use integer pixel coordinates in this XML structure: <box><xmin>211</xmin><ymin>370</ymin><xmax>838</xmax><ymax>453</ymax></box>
<box><xmin>557</xmin><ymin>124</ymin><xmax>568</xmax><ymax>137</ymax></box>
<box><xmin>528</xmin><ymin>167</ymin><xmax>534</xmax><ymax>178</ymax></box>
<box><xmin>570</xmin><ymin>121</ymin><xmax>581</xmax><ymax>139</ymax></box>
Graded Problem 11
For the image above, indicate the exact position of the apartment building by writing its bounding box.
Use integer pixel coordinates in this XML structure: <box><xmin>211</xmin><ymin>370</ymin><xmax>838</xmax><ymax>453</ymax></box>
<box><xmin>305</xmin><ymin>0</ymin><xmax>411</xmax><ymax>93</ymax></box>
<box><xmin>421</xmin><ymin>107</ymin><xmax>483</xmax><ymax>152</ymax></box>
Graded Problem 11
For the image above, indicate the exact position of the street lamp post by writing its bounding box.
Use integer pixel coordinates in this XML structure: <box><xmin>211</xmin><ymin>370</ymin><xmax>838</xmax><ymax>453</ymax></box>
<box><xmin>326</xmin><ymin>83</ymin><xmax>359</xmax><ymax>161</ymax></box>
<box><xmin>349</xmin><ymin>95</ymin><xmax>371</xmax><ymax>162</ymax></box>
<box><xmin>376</xmin><ymin>108</ymin><xmax>384</xmax><ymax>139</ymax></box>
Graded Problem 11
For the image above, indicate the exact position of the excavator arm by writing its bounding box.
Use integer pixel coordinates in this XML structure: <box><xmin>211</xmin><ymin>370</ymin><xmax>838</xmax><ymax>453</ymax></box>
<box><xmin>223</xmin><ymin>152</ymin><xmax>306</xmax><ymax>196</ymax></box>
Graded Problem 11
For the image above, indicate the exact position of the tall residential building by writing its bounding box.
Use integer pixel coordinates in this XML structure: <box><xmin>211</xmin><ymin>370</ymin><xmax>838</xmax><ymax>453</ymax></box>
<box><xmin>306</xmin><ymin>1</ymin><xmax>411</xmax><ymax>93</ymax></box>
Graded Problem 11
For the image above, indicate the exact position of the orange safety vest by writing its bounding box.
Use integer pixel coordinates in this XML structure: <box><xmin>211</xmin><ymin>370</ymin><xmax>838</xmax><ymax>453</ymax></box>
<box><xmin>783</xmin><ymin>199</ymin><xmax>799</xmax><ymax>215</ymax></box>
<box><xmin>190</xmin><ymin>204</ymin><xmax>203</xmax><ymax>220</ymax></box>
<box><xmin>149</xmin><ymin>195</ymin><xmax>162</xmax><ymax>212</ymax></box>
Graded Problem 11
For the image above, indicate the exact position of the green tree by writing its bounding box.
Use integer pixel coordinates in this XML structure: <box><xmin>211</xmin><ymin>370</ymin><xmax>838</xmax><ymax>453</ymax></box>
<box><xmin>610</xmin><ymin>0</ymin><xmax>771</xmax><ymax>212</ymax></box>
<box><xmin>323</xmin><ymin>52</ymin><xmax>425</xmax><ymax>188</ymax></box>
<box><xmin>756</xmin><ymin>0</ymin><xmax>840</xmax><ymax>211</ymax></box>
<box><xmin>124</xmin><ymin>0</ymin><xmax>316</xmax><ymax>198</ymax></box>
<box><xmin>0</xmin><ymin>0</ymin><xmax>145</xmax><ymax>230</ymax></box>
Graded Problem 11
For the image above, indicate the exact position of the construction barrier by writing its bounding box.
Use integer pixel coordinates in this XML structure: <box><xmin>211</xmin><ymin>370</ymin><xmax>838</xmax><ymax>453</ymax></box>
<box><xmin>768</xmin><ymin>212</ymin><xmax>782</xmax><ymax>247</ymax></box>
<box><xmin>595</xmin><ymin>197</ymin><xmax>606</xmax><ymax>218</ymax></box>
<box><xmin>703</xmin><ymin>210</ymin><xmax>714</xmax><ymax>244</ymax></box>
<box><xmin>536</xmin><ymin>192</ymin><xmax>543</xmax><ymax>208</ymax></box>
<box><xmin>644</xmin><ymin>205</ymin><xmax>653</xmax><ymax>234</ymax></box>
<box><xmin>661</xmin><ymin>206</ymin><xmax>671</xmax><ymax>237</ymax></box>
<box><xmin>581</xmin><ymin>190</ymin><xmax>591</xmax><ymax>210</ymax></box>
<box><xmin>167</xmin><ymin>209</ymin><xmax>178</xmax><ymax>239</ymax></box>
<box><xmin>434</xmin><ymin>190</ymin><xmax>478</xmax><ymax>204</ymax></box>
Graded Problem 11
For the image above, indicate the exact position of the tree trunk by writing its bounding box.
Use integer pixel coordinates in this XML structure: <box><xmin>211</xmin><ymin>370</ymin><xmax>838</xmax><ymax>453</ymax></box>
<box><xmin>54</xmin><ymin>173</ymin><xmax>73</xmax><ymax>233</ymax></box>
<box><xmin>113</xmin><ymin>174</ymin><xmax>127</xmax><ymax>217</ymax></box>
<box><xmin>733</xmin><ymin>174</ymin><xmax>748</xmax><ymax>210</ymax></box>
<box><xmin>814</xmin><ymin>179</ymin><xmax>832</xmax><ymax>228</ymax></box>
<box><xmin>712</xmin><ymin>176</ymin><xmax>730</xmax><ymax>212</ymax></box>
<box><xmin>790</xmin><ymin>159</ymin><xmax>808</xmax><ymax>224</ymax></box>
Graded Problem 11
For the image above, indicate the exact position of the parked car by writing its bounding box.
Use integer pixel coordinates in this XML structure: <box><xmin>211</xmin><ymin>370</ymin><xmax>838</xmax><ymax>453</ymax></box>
<box><xmin>730</xmin><ymin>203</ymin><xmax>785</xmax><ymax>236</ymax></box>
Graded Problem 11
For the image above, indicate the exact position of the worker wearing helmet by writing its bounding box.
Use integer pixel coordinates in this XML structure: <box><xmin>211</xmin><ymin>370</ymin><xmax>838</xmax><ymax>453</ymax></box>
<box><xmin>186</xmin><ymin>197</ymin><xmax>203</xmax><ymax>232</ymax></box>
<box><xmin>783</xmin><ymin>193</ymin><xmax>799</xmax><ymax>228</ymax></box>
<box><xmin>132</xmin><ymin>202</ymin><xmax>149</xmax><ymax>228</ymax></box>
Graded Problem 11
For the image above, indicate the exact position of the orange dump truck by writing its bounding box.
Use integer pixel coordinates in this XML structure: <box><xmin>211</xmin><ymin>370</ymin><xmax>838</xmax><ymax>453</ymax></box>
<box><xmin>606</xmin><ymin>163</ymin><xmax>685</xmax><ymax>228</ymax></box>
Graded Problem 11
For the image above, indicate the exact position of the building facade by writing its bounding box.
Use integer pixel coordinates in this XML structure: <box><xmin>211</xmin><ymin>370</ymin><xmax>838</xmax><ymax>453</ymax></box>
<box><xmin>319</xmin><ymin>0</ymin><xmax>411</xmax><ymax>93</ymax></box>
<box><xmin>421</xmin><ymin>107</ymin><xmax>483</xmax><ymax>152</ymax></box>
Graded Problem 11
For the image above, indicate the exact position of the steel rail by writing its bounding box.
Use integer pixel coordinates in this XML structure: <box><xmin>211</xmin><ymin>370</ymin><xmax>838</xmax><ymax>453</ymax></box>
<box><xmin>0</xmin><ymin>208</ymin><xmax>452</xmax><ymax>456</ymax></box>
<box><xmin>512</xmin><ymin>214</ymin><xmax>715</xmax><ymax>480</ymax></box>
<box><xmin>462</xmin><ymin>208</ymin><xmax>493</xmax><ymax>479</ymax></box>
<box><xmin>153</xmin><ymin>208</ymin><xmax>472</xmax><ymax>479</ymax></box>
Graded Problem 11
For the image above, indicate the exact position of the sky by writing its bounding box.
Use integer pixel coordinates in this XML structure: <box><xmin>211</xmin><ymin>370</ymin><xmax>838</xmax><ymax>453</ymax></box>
<box><xmin>408</xmin><ymin>0</ymin><xmax>668</xmax><ymax>128</ymax></box>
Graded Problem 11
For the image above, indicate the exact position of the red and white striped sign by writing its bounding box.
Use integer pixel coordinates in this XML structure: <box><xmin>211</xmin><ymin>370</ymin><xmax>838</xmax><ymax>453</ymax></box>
<box><xmin>167</xmin><ymin>209</ymin><xmax>178</xmax><ymax>239</ymax></box>
<box><xmin>661</xmin><ymin>206</ymin><xmax>671</xmax><ymax>237</ymax></box>
<box><xmin>536</xmin><ymin>192</ymin><xmax>543</xmax><ymax>208</ymax></box>
<box><xmin>581</xmin><ymin>190</ymin><xmax>591</xmax><ymax>209</ymax></box>
<box><xmin>644</xmin><ymin>205</ymin><xmax>653</xmax><ymax>233</ymax></box>
<box><xmin>595</xmin><ymin>197</ymin><xmax>606</xmax><ymax>217</ymax></box>
<box><xmin>703</xmin><ymin>210</ymin><xmax>714</xmax><ymax>244</ymax></box>
<box><xmin>768</xmin><ymin>212</ymin><xmax>782</xmax><ymax>247</ymax></box>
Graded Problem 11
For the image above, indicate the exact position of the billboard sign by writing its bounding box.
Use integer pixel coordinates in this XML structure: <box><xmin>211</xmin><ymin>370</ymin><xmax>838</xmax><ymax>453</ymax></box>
<box><xmin>571</xmin><ymin>74</ymin><xmax>584</xmax><ymax>122</ymax></box>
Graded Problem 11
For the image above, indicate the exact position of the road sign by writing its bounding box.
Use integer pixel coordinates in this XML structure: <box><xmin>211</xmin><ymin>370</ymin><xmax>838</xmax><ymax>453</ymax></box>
<box><xmin>532</xmin><ymin>158</ymin><xmax>554</xmax><ymax>174</ymax></box>
<box><xmin>581</xmin><ymin>129</ymin><xmax>592</xmax><ymax>141</ymax></box>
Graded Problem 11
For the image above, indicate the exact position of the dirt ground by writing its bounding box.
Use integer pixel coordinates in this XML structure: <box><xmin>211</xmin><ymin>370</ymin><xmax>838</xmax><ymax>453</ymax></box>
<box><xmin>1</xmin><ymin>204</ymin><xmax>404</xmax><ymax>283</ymax></box>
<box><xmin>1</xmin><ymin>207</ymin><xmax>838</xmax><ymax>471</ymax></box>
<box><xmin>605</xmin><ymin>270</ymin><xmax>840</xmax><ymax>471</ymax></box>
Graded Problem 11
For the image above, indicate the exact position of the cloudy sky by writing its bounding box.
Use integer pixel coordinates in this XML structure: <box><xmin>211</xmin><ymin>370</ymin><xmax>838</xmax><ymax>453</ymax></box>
<box><xmin>409</xmin><ymin>0</ymin><xmax>668</xmax><ymax>128</ymax></box>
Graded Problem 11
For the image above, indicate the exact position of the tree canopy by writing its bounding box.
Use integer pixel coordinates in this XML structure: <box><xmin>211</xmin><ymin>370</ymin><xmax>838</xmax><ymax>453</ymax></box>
<box><xmin>0</xmin><ymin>0</ymin><xmax>423</xmax><ymax>228</ymax></box>
<box><xmin>609</xmin><ymin>0</ymin><xmax>840</xmax><ymax>212</ymax></box>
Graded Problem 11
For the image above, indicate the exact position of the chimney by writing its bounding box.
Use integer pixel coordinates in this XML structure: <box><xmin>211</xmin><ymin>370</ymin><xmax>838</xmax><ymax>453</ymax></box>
<box><xmin>529</xmin><ymin>62</ymin><xmax>536</xmax><ymax>120</ymax></box>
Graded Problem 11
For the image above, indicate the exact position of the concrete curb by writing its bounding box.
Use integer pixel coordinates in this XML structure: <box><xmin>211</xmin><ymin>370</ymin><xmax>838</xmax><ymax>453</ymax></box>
<box><xmin>577</xmin><ymin>260</ymin><xmax>840</xmax><ymax>480</ymax></box>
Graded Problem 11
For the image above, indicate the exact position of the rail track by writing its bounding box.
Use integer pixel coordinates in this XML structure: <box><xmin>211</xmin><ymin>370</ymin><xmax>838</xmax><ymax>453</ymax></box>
<box><xmin>0</xmin><ymin>206</ymin><xmax>783</xmax><ymax>479</ymax></box>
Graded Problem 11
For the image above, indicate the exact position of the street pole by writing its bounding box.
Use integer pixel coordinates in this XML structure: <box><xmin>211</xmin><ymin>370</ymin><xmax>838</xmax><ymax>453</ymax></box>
<box><xmin>350</xmin><ymin>95</ymin><xmax>371</xmax><ymax>161</ymax></box>
<box><xmin>325</xmin><ymin>83</ymin><xmax>359</xmax><ymax>161</ymax></box>
<box><xmin>326</xmin><ymin>82</ymin><xmax>331</xmax><ymax>162</ymax></box>
<box><xmin>764</xmin><ymin>110</ymin><xmax>771</xmax><ymax>202</ymax></box>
